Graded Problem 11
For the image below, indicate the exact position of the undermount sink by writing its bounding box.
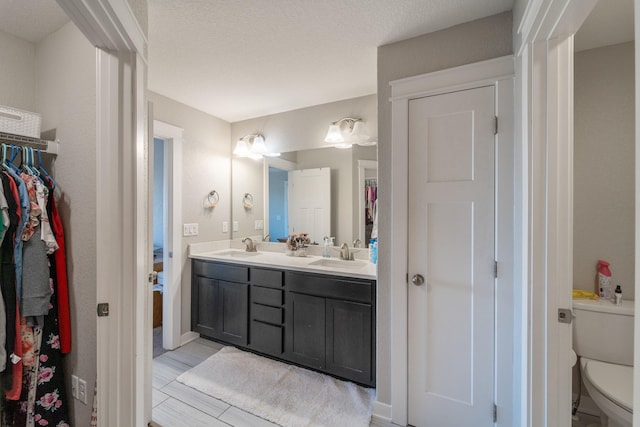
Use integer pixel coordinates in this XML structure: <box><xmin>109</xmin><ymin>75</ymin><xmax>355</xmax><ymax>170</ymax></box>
<box><xmin>215</xmin><ymin>250</ymin><xmax>261</xmax><ymax>258</ymax></box>
<box><xmin>309</xmin><ymin>258</ymin><xmax>366</xmax><ymax>269</ymax></box>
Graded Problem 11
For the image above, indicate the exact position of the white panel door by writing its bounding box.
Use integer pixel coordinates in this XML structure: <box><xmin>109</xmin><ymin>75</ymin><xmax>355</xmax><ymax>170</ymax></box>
<box><xmin>408</xmin><ymin>86</ymin><xmax>495</xmax><ymax>426</ymax></box>
<box><xmin>288</xmin><ymin>168</ymin><xmax>330</xmax><ymax>243</ymax></box>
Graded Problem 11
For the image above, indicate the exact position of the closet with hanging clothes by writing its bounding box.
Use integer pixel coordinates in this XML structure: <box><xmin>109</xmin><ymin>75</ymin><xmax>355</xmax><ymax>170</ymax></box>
<box><xmin>364</xmin><ymin>178</ymin><xmax>377</xmax><ymax>245</ymax></box>
<box><xmin>0</xmin><ymin>134</ymin><xmax>71</xmax><ymax>427</ymax></box>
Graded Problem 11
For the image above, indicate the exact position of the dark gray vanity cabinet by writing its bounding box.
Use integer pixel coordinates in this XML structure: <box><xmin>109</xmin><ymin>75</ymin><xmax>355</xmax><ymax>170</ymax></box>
<box><xmin>191</xmin><ymin>259</ymin><xmax>376</xmax><ymax>387</ymax></box>
<box><xmin>285</xmin><ymin>271</ymin><xmax>376</xmax><ymax>386</ymax></box>
<box><xmin>248</xmin><ymin>268</ymin><xmax>285</xmax><ymax>357</ymax></box>
<box><xmin>191</xmin><ymin>260</ymin><xmax>249</xmax><ymax>346</ymax></box>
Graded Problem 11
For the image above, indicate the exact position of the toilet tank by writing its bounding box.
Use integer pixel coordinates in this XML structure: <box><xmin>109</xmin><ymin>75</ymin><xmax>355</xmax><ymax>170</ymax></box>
<box><xmin>573</xmin><ymin>299</ymin><xmax>634</xmax><ymax>366</ymax></box>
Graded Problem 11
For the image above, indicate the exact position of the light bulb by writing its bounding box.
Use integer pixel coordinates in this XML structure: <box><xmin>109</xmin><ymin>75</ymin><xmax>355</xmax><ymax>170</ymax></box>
<box><xmin>250</xmin><ymin>135</ymin><xmax>268</xmax><ymax>155</ymax></box>
<box><xmin>324</xmin><ymin>124</ymin><xmax>344</xmax><ymax>143</ymax></box>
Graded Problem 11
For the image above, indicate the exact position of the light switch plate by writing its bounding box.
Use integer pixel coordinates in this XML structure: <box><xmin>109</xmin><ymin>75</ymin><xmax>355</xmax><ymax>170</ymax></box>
<box><xmin>255</xmin><ymin>219</ymin><xmax>264</xmax><ymax>230</ymax></box>
<box><xmin>183</xmin><ymin>223</ymin><xmax>199</xmax><ymax>236</ymax></box>
<box><xmin>233</xmin><ymin>221</ymin><xmax>239</xmax><ymax>232</ymax></box>
<box><xmin>222</xmin><ymin>221</ymin><xmax>229</xmax><ymax>233</ymax></box>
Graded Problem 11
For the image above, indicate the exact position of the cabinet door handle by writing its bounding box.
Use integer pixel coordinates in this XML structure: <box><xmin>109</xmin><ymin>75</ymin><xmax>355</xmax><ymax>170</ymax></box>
<box><xmin>411</xmin><ymin>274</ymin><xmax>425</xmax><ymax>286</ymax></box>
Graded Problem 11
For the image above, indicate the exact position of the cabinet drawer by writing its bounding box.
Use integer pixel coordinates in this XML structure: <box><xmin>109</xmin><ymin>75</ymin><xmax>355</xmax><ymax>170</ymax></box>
<box><xmin>250</xmin><ymin>321</ymin><xmax>284</xmax><ymax>356</ymax></box>
<box><xmin>252</xmin><ymin>303</ymin><xmax>283</xmax><ymax>325</ymax></box>
<box><xmin>193</xmin><ymin>260</ymin><xmax>248</xmax><ymax>283</ymax></box>
<box><xmin>252</xmin><ymin>286</ymin><xmax>283</xmax><ymax>306</ymax></box>
<box><xmin>285</xmin><ymin>272</ymin><xmax>373</xmax><ymax>304</ymax></box>
<box><xmin>251</xmin><ymin>268</ymin><xmax>283</xmax><ymax>288</ymax></box>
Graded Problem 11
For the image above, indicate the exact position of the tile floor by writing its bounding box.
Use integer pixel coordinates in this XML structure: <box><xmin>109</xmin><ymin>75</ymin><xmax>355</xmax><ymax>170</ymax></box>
<box><xmin>152</xmin><ymin>337</ymin><xmax>282</xmax><ymax>427</ymax></box>
<box><xmin>571</xmin><ymin>412</ymin><xmax>600</xmax><ymax>427</ymax></box>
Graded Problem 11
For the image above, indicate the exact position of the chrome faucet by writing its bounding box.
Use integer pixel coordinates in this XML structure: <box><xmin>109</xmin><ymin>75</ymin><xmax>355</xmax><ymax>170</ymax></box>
<box><xmin>242</xmin><ymin>237</ymin><xmax>257</xmax><ymax>252</ymax></box>
<box><xmin>262</xmin><ymin>233</ymin><xmax>271</xmax><ymax>242</ymax></box>
<box><xmin>353</xmin><ymin>239</ymin><xmax>362</xmax><ymax>248</ymax></box>
<box><xmin>340</xmin><ymin>243</ymin><xmax>354</xmax><ymax>261</ymax></box>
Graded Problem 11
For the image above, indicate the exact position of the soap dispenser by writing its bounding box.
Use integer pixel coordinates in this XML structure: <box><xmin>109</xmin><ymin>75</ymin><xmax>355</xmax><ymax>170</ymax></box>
<box><xmin>323</xmin><ymin>236</ymin><xmax>334</xmax><ymax>258</ymax></box>
<box><xmin>614</xmin><ymin>285</ymin><xmax>622</xmax><ymax>305</ymax></box>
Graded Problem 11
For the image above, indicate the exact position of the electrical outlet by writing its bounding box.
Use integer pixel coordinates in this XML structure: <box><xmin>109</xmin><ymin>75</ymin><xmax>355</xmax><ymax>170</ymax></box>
<box><xmin>71</xmin><ymin>375</ymin><xmax>78</xmax><ymax>399</ymax></box>
<box><xmin>255</xmin><ymin>219</ymin><xmax>264</xmax><ymax>230</ymax></box>
<box><xmin>78</xmin><ymin>378</ymin><xmax>87</xmax><ymax>404</ymax></box>
<box><xmin>233</xmin><ymin>221</ymin><xmax>239</xmax><ymax>232</ymax></box>
<box><xmin>222</xmin><ymin>221</ymin><xmax>229</xmax><ymax>233</ymax></box>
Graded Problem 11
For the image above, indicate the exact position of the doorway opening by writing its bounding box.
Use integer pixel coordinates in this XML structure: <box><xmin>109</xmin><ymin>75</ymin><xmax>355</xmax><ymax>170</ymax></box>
<box><xmin>152</xmin><ymin>137</ymin><xmax>167</xmax><ymax>357</ymax></box>
<box><xmin>268</xmin><ymin>166</ymin><xmax>288</xmax><ymax>242</ymax></box>
<box><xmin>152</xmin><ymin>120</ymin><xmax>184</xmax><ymax>353</ymax></box>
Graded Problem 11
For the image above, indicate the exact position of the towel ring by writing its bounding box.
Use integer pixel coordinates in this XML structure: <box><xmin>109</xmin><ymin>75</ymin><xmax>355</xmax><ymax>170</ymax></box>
<box><xmin>242</xmin><ymin>193</ymin><xmax>254</xmax><ymax>209</ymax></box>
<box><xmin>204</xmin><ymin>190</ymin><xmax>219</xmax><ymax>208</ymax></box>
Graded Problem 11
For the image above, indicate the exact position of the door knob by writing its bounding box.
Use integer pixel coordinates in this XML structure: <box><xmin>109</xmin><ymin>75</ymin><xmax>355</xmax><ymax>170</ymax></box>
<box><xmin>411</xmin><ymin>274</ymin><xmax>425</xmax><ymax>286</ymax></box>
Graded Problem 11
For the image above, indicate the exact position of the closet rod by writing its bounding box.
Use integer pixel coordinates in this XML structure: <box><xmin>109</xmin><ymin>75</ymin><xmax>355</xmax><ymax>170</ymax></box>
<box><xmin>0</xmin><ymin>131</ymin><xmax>59</xmax><ymax>155</ymax></box>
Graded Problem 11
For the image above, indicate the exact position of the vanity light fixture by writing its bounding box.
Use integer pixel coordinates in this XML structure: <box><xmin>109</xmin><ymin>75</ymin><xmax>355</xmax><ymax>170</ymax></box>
<box><xmin>324</xmin><ymin>117</ymin><xmax>372</xmax><ymax>148</ymax></box>
<box><xmin>233</xmin><ymin>133</ymin><xmax>280</xmax><ymax>159</ymax></box>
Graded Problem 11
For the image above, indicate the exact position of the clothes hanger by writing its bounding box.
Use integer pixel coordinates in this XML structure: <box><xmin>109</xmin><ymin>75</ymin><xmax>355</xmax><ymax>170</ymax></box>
<box><xmin>8</xmin><ymin>145</ymin><xmax>21</xmax><ymax>172</ymax></box>
<box><xmin>21</xmin><ymin>146</ymin><xmax>36</xmax><ymax>176</ymax></box>
<box><xmin>1</xmin><ymin>144</ymin><xmax>8</xmax><ymax>171</ymax></box>
<box><xmin>36</xmin><ymin>149</ymin><xmax>54</xmax><ymax>188</ymax></box>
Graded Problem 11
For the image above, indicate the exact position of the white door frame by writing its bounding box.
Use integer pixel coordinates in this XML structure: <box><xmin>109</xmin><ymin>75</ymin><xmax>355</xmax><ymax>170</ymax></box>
<box><xmin>515</xmin><ymin>1</ymin><xmax>598</xmax><ymax>425</ymax></box>
<box><xmin>263</xmin><ymin>157</ymin><xmax>296</xmax><ymax>239</ymax></box>
<box><xmin>389</xmin><ymin>56</ymin><xmax>515</xmax><ymax>426</ymax></box>
<box><xmin>153</xmin><ymin>120</ymin><xmax>184</xmax><ymax>350</ymax></box>
<box><xmin>55</xmin><ymin>0</ymin><xmax>147</xmax><ymax>425</ymax></box>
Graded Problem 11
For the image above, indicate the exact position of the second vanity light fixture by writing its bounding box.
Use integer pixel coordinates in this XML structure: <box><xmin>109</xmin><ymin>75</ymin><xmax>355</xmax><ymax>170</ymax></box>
<box><xmin>233</xmin><ymin>133</ymin><xmax>280</xmax><ymax>159</ymax></box>
<box><xmin>324</xmin><ymin>117</ymin><xmax>375</xmax><ymax>149</ymax></box>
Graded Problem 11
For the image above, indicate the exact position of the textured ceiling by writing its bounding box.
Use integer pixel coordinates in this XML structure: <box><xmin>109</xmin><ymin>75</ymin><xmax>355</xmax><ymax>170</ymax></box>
<box><xmin>148</xmin><ymin>0</ymin><xmax>513</xmax><ymax>122</ymax></box>
<box><xmin>0</xmin><ymin>0</ymin><xmax>69</xmax><ymax>43</ymax></box>
<box><xmin>0</xmin><ymin>0</ymin><xmax>632</xmax><ymax>123</ymax></box>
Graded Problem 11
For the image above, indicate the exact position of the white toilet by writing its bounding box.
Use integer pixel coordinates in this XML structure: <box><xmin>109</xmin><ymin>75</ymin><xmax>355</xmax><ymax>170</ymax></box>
<box><xmin>573</xmin><ymin>299</ymin><xmax>634</xmax><ymax>427</ymax></box>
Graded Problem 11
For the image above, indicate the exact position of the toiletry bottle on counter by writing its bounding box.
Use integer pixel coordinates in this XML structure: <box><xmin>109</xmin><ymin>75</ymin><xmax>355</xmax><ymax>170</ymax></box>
<box><xmin>597</xmin><ymin>260</ymin><xmax>612</xmax><ymax>300</ymax></box>
<box><xmin>323</xmin><ymin>236</ymin><xmax>334</xmax><ymax>258</ymax></box>
<box><xmin>369</xmin><ymin>238</ymin><xmax>378</xmax><ymax>264</ymax></box>
<box><xmin>615</xmin><ymin>285</ymin><xmax>622</xmax><ymax>305</ymax></box>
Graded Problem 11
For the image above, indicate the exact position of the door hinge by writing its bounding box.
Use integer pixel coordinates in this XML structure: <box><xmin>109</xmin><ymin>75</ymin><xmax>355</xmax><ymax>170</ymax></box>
<box><xmin>494</xmin><ymin>260</ymin><xmax>498</xmax><ymax>278</ymax></box>
<box><xmin>494</xmin><ymin>116</ymin><xmax>498</xmax><ymax>135</ymax></box>
<box><xmin>493</xmin><ymin>403</ymin><xmax>497</xmax><ymax>422</ymax></box>
<box><xmin>97</xmin><ymin>303</ymin><xmax>109</xmax><ymax>317</ymax></box>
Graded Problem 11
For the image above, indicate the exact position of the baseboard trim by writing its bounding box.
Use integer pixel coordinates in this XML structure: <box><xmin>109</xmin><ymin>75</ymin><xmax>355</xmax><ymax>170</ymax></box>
<box><xmin>180</xmin><ymin>331</ymin><xmax>199</xmax><ymax>346</ymax></box>
<box><xmin>371</xmin><ymin>401</ymin><xmax>393</xmax><ymax>426</ymax></box>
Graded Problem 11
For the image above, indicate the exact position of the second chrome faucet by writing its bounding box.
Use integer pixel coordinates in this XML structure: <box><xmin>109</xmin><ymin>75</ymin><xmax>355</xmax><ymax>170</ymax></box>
<box><xmin>242</xmin><ymin>237</ymin><xmax>257</xmax><ymax>252</ymax></box>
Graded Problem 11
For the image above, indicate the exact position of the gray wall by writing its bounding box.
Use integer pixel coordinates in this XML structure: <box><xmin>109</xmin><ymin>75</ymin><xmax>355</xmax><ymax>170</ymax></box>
<box><xmin>147</xmin><ymin>91</ymin><xmax>231</xmax><ymax>335</ymax></box>
<box><xmin>0</xmin><ymin>31</ymin><xmax>36</xmax><ymax>111</ymax></box>
<box><xmin>376</xmin><ymin>11</ymin><xmax>513</xmax><ymax>405</ymax></box>
<box><xmin>35</xmin><ymin>22</ymin><xmax>97</xmax><ymax>425</ymax></box>
<box><xmin>574</xmin><ymin>42</ymin><xmax>635</xmax><ymax>299</ymax></box>
<box><xmin>153</xmin><ymin>138</ymin><xmax>164</xmax><ymax>248</ymax></box>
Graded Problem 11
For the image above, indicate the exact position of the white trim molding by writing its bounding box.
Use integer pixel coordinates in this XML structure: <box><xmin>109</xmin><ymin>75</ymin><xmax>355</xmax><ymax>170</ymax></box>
<box><xmin>56</xmin><ymin>0</ymin><xmax>147</xmax><ymax>59</ymax></box>
<box><xmin>515</xmin><ymin>1</ymin><xmax>598</xmax><ymax>425</ymax></box>
<box><xmin>371</xmin><ymin>401</ymin><xmax>393</xmax><ymax>426</ymax></box>
<box><xmin>153</xmin><ymin>120</ymin><xmax>184</xmax><ymax>351</ymax></box>
<box><xmin>389</xmin><ymin>55</ymin><xmax>515</xmax><ymax>427</ymax></box>
<box><xmin>57</xmin><ymin>0</ymin><xmax>149</xmax><ymax>426</ymax></box>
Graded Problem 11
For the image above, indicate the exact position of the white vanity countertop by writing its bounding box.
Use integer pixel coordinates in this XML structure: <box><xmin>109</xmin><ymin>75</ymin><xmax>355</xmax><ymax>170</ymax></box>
<box><xmin>188</xmin><ymin>241</ymin><xmax>377</xmax><ymax>280</ymax></box>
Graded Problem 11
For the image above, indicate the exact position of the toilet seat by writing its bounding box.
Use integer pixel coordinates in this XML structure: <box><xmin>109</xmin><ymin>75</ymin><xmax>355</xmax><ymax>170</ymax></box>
<box><xmin>582</xmin><ymin>358</ymin><xmax>633</xmax><ymax>413</ymax></box>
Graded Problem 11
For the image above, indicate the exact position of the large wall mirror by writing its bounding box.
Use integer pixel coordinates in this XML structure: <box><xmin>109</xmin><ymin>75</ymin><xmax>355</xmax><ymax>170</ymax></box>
<box><xmin>230</xmin><ymin>94</ymin><xmax>378</xmax><ymax>248</ymax></box>
<box><xmin>231</xmin><ymin>144</ymin><xmax>377</xmax><ymax>247</ymax></box>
